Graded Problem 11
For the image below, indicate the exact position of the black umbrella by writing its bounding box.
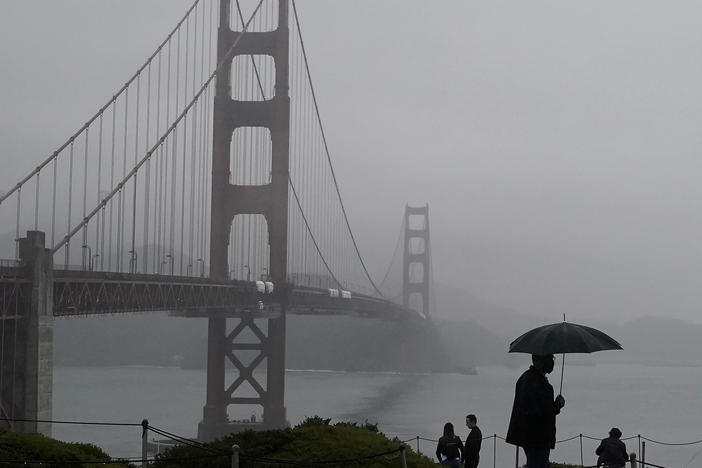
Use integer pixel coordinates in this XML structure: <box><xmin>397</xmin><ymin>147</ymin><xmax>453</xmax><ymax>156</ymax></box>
<box><xmin>509</xmin><ymin>320</ymin><xmax>622</xmax><ymax>393</ymax></box>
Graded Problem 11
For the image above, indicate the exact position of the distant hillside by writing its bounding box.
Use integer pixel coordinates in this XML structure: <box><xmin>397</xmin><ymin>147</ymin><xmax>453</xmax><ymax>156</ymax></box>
<box><xmin>436</xmin><ymin>287</ymin><xmax>702</xmax><ymax>367</ymax></box>
<box><xmin>605</xmin><ymin>316</ymin><xmax>702</xmax><ymax>366</ymax></box>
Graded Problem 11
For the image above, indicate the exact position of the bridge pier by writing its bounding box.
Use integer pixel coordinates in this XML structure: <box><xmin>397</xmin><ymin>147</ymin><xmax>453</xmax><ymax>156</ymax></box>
<box><xmin>0</xmin><ymin>231</ymin><xmax>53</xmax><ymax>435</ymax></box>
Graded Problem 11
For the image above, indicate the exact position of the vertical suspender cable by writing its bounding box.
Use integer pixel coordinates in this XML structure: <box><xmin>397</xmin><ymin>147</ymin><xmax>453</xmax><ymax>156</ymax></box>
<box><xmin>303</xmin><ymin>71</ymin><xmax>313</xmax><ymax>282</ymax></box>
<box><xmin>119</xmin><ymin>87</ymin><xmax>130</xmax><ymax>272</ymax></box>
<box><xmin>130</xmin><ymin>75</ymin><xmax>141</xmax><ymax>274</ymax></box>
<box><xmin>82</xmin><ymin>128</ymin><xmax>89</xmax><ymax>269</ymax></box>
<box><xmin>65</xmin><ymin>141</ymin><xmax>74</xmax><ymax>268</ymax></box>
<box><xmin>197</xmin><ymin>89</ymin><xmax>205</xmax><ymax>271</ymax></box>
<box><xmin>51</xmin><ymin>156</ymin><xmax>57</xmax><ymax>248</ymax></box>
<box><xmin>190</xmin><ymin>3</ymin><xmax>200</xmax><ymax>273</ymax></box>
<box><xmin>179</xmin><ymin>109</ymin><xmax>188</xmax><ymax>275</ymax></box>
<box><xmin>294</xmin><ymin>30</ymin><xmax>303</xmax><ymax>279</ymax></box>
<box><xmin>154</xmin><ymin>52</ymin><xmax>163</xmax><ymax>273</ymax></box>
<box><xmin>108</xmin><ymin>100</ymin><xmax>117</xmax><ymax>271</ymax></box>
<box><xmin>160</xmin><ymin>43</ymin><xmax>171</xmax><ymax>273</ymax></box>
<box><xmin>143</xmin><ymin>63</ymin><xmax>152</xmax><ymax>274</ymax></box>
<box><xmin>189</xmin><ymin>101</ymin><xmax>197</xmax><ymax>273</ymax></box>
<box><xmin>195</xmin><ymin>2</ymin><xmax>205</xmax><ymax>272</ymax></box>
<box><xmin>294</xmin><ymin>33</ymin><xmax>303</xmax><ymax>279</ymax></box>
<box><xmin>187</xmin><ymin>8</ymin><xmax>198</xmax><ymax>274</ymax></box>
<box><xmin>206</xmin><ymin>0</ymin><xmax>215</xmax><ymax>269</ymax></box>
<box><xmin>14</xmin><ymin>189</ymin><xmax>21</xmax><ymax>260</ymax></box>
<box><xmin>33</xmin><ymin>173</ymin><xmax>39</xmax><ymax>231</ymax></box>
<box><xmin>170</xmin><ymin>28</ymin><xmax>181</xmax><ymax>274</ymax></box>
<box><xmin>180</xmin><ymin>15</ymin><xmax>190</xmax><ymax>275</ymax></box>
<box><xmin>96</xmin><ymin>113</ymin><xmax>104</xmax><ymax>270</ymax></box>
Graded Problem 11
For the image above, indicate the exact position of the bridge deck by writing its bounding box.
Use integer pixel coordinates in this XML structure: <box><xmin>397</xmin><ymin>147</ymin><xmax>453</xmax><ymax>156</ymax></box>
<box><xmin>1</xmin><ymin>267</ymin><xmax>421</xmax><ymax>320</ymax></box>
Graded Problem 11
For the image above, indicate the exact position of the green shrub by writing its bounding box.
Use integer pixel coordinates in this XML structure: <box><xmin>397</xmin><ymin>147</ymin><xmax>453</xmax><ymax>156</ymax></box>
<box><xmin>0</xmin><ymin>428</ymin><xmax>133</xmax><ymax>467</ymax></box>
<box><xmin>153</xmin><ymin>416</ymin><xmax>436</xmax><ymax>467</ymax></box>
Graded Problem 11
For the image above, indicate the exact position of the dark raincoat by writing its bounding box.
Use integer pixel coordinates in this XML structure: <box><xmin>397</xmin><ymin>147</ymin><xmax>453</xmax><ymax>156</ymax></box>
<box><xmin>464</xmin><ymin>426</ymin><xmax>482</xmax><ymax>468</ymax></box>
<box><xmin>596</xmin><ymin>437</ymin><xmax>628</xmax><ymax>467</ymax></box>
<box><xmin>505</xmin><ymin>366</ymin><xmax>561</xmax><ymax>449</ymax></box>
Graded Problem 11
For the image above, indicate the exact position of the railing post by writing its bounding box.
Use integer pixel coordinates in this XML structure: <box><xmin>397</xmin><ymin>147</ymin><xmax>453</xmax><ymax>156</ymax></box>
<box><xmin>641</xmin><ymin>441</ymin><xmax>645</xmax><ymax>467</ymax></box>
<box><xmin>400</xmin><ymin>445</ymin><xmax>407</xmax><ymax>468</ymax></box>
<box><xmin>629</xmin><ymin>452</ymin><xmax>637</xmax><ymax>468</ymax></box>
<box><xmin>141</xmin><ymin>419</ymin><xmax>149</xmax><ymax>468</ymax></box>
<box><xmin>416</xmin><ymin>435</ymin><xmax>420</xmax><ymax>454</ymax></box>
<box><xmin>515</xmin><ymin>445</ymin><xmax>519</xmax><ymax>468</ymax></box>
<box><xmin>493</xmin><ymin>435</ymin><xmax>497</xmax><ymax>468</ymax></box>
<box><xmin>579</xmin><ymin>433</ymin><xmax>583</xmax><ymax>466</ymax></box>
<box><xmin>231</xmin><ymin>444</ymin><xmax>240</xmax><ymax>468</ymax></box>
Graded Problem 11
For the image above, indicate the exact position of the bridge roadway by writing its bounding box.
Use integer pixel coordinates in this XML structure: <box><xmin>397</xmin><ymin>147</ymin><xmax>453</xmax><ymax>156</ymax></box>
<box><xmin>1</xmin><ymin>265</ymin><xmax>421</xmax><ymax>321</ymax></box>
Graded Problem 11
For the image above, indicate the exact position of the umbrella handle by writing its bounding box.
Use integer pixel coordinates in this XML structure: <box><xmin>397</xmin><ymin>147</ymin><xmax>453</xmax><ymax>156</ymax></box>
<box><xmin>559</xmin><ymin>353</ymin><xmax>565</xmax><ymax>395</ymax></box>
<box><xmin>560</xmin><ymin>314</ymin><xmax>566</xmax><ymax>396</ymax></box>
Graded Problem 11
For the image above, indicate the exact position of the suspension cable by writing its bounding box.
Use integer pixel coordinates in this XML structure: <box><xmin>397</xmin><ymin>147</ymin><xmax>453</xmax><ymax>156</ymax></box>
<box><xmin>234</xmin><ymin>1</ymin><xmax>342</xmax><ymax>289</ymax></box>
<box><xmin>52</xmin><ymin>0</ymin><xmax>266</xmax><ymax>254</ymax></box>
<box><xmin>289</xmin><ymin>179</ymin><xmax>343</xmax><ymax>289</ymax></box>
<box><xmin>0</xmin><ymin>0</ymin><xmax>202</xmax><ymax>208</ymax></box>
<box><xmin>378</xmin><ymin>213</ymin><xmax>405</xmax><ymax>291</ymax></box>
<box><xmin>291</xmin><ymin>1</ymin><xmax>383</xmax><ymax>297</ymax></box>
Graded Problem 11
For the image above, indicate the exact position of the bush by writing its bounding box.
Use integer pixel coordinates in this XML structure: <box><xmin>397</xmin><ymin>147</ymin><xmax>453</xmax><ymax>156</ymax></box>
<box><xmin>153</xmin><ymin>416</ymin><xmax>436</xmax><ymax>467</ymax></box>
<box><xmin>0</xmin><ymin>428</ymin><xmax>133</xmax><ymax>467</ymax></box>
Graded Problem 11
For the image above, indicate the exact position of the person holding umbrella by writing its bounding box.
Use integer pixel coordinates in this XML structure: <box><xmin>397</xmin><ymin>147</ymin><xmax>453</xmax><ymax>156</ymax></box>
<box><xmin>506</xmin><ymin>354</ymin><xmax>565</xmax><ymax>468</ymax></box>
<box><xmin>506</xmin><ymin>320</ymin><xmax>622</xmax><ymax>468</ymax></box>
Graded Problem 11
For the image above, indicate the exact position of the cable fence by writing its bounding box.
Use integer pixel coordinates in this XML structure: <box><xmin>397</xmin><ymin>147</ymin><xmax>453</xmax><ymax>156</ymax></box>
<box><xmin>389</xmin><ymin>431</ymin><xmax>702</xmax><ymax>468</ymax></box>
<box><xmin>5</xmin><ymin>416</ymin><xmax>702</xmax><ymax>467</ymax></box>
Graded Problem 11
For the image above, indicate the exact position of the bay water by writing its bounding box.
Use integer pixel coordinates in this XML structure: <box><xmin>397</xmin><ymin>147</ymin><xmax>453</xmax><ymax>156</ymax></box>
<box><xmin>53</xmin><ymin>363</ymin><xmax>702</xmax><ymax>467</ymax></box>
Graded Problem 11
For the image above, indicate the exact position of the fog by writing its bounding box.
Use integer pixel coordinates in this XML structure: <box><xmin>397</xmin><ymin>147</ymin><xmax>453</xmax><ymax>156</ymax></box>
<box><xmin>3</xmin><ymin>1</ymin><xmax>702</xmax><ymax>325</ymax></box>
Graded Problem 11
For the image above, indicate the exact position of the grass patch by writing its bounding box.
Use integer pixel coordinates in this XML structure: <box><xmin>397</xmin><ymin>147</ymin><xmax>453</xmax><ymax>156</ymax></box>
<box><xmin>0</xmin><ymin>428</ymin><xmax>133</xmax><ymax>467</ymax></box>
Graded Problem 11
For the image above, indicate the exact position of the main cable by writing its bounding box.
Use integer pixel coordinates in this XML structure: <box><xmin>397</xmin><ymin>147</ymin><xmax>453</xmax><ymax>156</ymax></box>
<box><xmin>0</xmin><ymin>0</ymin><xmax>201</xmax><ymax>209</ymax></box>
<box><xmin>52</xmin><ymin>0</ymin><xmax>266</xmax><ymax>254</ymax></box>
<box><xmin>234</xmin><ymin>0</ymin><xmax>343</xmax><ymax>289</ymax></box>
<box><xmin>291</xmin><ymin>1</ymin><xmax>383</xmax><ymax>297</ymax></box>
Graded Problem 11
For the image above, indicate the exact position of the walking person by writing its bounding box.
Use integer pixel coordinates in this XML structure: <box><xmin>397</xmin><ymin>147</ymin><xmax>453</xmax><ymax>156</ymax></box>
<box><xmin>464</xmin><ymin>414</ymin><xmax>482</xmax><ymax>468</ymax></box>
<box><xmin>506</xmin><ymin>354</ymin><xmax>565</xmax><ymax>468</ymax></box>
<box><xmin>596</xmin><ymin>428</ymin><xmax>629</xmax><ymax>468</ymax></box>
<box><xmin>436</xmin><ymin>422</ymin><xmax>464</xmax><ymax>467</ymax></box>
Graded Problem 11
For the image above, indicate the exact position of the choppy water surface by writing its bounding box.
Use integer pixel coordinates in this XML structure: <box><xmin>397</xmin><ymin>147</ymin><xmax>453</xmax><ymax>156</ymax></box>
<box><xmin>54</xmin><ymin>364</ymin><xmax>702</xmax><ymax>466</ymax></box>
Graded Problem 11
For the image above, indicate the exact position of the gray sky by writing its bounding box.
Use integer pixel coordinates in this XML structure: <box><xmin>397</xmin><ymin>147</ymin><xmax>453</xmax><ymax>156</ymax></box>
<box><xmin>2</xmin><ymin>1</ymin><xmax>702</xmax><ymax>323</ymax></box>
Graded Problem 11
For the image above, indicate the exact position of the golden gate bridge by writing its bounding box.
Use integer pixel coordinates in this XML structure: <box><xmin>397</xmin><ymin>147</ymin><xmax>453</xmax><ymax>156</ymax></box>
<box><xmin>0</xmin><ymin>0</ymin><xmax>435</xmax><ymax>441</ymax></box>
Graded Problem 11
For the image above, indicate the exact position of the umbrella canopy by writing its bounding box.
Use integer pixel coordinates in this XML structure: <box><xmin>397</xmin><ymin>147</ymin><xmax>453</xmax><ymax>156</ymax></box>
<box><xmin>509</xmin><ymin>321</ymin><xmax>622</xmax><ymax>355</ymax></box>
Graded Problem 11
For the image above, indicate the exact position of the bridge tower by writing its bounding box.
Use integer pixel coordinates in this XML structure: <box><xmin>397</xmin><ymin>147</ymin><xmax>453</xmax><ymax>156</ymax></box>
<box><xmin>199</xmin><ymin>0</ymin><xmax>290</xmax><ymax>440</ymax></box>
<box><xmin>402</xmin><ymin>205</ymin><xmax>431</xmax><ymax>317</ymax></box>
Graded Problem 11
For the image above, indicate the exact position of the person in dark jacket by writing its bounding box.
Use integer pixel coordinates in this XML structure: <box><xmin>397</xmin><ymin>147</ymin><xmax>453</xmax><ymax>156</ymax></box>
<box><xmin>436</xmin><ymin>422</ymin><xmax>464</xmax><ymax>467</ymax></box>
<box><xmin>596</xmin><ymin>428</ymin><xmax>629</xmax><ymax>468</ymax></box>
<box><xmin>506</xmin><ymin>354</ymin><xmax>565</xmax><ymax>468</ymax></box>
<box><xmin>464</xmin><ymin>414</ymin><xmax>482</xmax><ymax>468</ymax></box>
